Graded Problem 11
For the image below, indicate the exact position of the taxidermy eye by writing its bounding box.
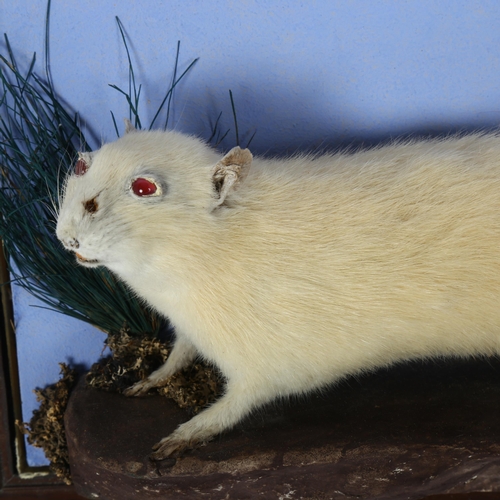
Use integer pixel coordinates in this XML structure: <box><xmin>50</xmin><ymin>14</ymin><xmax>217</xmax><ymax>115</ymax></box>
<box><xmin>74</xmin><ymin>158</ymin><xmax>88</xmax><ymax>176</ymax></box>
<box><xmin>130</xmin><ymin>177</ymin><xmax>162</xmax><ymax>197</ymax></box>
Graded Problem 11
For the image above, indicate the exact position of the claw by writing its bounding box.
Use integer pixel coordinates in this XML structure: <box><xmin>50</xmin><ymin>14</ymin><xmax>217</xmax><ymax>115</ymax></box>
<box><xmin>123</xmin><ymin>379</ymin><xmax>155</xmax><ymax>397</ymax></box>
<box><xmin>149</xmin><ymin>431</ymin><xmax>209</xmax><ymax>460</ymax></box>
<box><xmin>150</xmin><ymin>436</ymin><xmax>195</xmax><ymax>460</ymax></box>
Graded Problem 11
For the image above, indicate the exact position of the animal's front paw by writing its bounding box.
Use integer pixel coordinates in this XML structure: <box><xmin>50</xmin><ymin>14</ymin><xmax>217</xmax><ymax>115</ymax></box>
<box><xmin>150</xmin><ymin>433</ymin><xmax>203</xmax><ymax>460</ymax></box>
<box><xmin>123</xmin><ymin>378</ymin><xmax>156</xmax><ymax>397</ymax></box>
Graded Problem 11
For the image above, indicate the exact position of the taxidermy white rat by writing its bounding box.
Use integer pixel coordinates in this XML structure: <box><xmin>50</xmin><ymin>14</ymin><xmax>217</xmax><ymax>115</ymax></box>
<box><xmin>56</xmin><ymin>123</ymin><xmax>500</xmax><ymax>460</ymax></box>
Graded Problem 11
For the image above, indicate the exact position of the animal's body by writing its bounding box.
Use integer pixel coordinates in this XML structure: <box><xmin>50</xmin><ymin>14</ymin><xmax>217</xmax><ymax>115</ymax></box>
<box><xmin>56</xmin><ymin>128</ymin><xmax>500</xmax><ymax>458</ymax></box>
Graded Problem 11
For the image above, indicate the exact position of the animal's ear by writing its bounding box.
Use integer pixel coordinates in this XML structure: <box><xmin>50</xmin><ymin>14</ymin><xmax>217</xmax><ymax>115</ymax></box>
<box><xmin>124</xmin><ymin>118</ymin><xmax>137</xmax><ymax>134</ymax></box>
<box><xmin>212</xmin><ymin>147</ymin><xmax>252</xmax><ymax>208</ymax></box>
<box><xmin>74</xmin><ymin>152</ymin><xmax>93</xmax><ymax>176</ymax></box>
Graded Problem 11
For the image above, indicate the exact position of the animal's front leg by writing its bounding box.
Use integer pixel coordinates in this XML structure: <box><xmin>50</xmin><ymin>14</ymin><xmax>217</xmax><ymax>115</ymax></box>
<box><xmin>124</xmin><ymin>333</ymin><xmax>197</xmax><ymax>396</ymax></box>
<box><xmin>150</xmin><ymin>378</ymin><xmax>269</xmax><ymax>459</ymax></box>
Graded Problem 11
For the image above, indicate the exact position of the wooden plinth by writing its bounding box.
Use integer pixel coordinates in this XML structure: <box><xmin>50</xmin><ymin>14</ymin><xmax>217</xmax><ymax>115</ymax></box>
<box><xmin>65</xmin><ymin>358</ymin><xmax>500</xmax><ymax>499</ymax></box>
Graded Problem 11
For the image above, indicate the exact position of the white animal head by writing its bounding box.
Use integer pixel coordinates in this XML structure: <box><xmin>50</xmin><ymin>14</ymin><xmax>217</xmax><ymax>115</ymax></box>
<box><xmin>56</xmin><ymin>126</ymin><xmax>252</xmax><ymax>274</ymax></box>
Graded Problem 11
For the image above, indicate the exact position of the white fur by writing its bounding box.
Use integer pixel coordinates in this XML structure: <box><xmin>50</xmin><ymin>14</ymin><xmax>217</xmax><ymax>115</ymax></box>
<box><xmin>56</xmin><ymin>130</ymin><xmax>500</xmax><ymax>458</ymax></box>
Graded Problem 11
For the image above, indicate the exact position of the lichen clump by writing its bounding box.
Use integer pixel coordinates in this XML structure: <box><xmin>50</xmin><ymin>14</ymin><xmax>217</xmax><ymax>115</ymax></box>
<box><xmin>19</xmin><ymin>331</ymin><xmax>223</xmax><ymax>485</ymax></box>
<box><xmin>156</xmin><ymin>363</ymin><xmax>223</xmax><ymax>413</ymax></box>
<box><xmin>86</xmin><ymin>330</ymin><xmax>223</xmax><ymax>414</ymax></box>
<box><xmin>17</xmin><ymin>363</ymin><xmax>76</xmax><ymax>485</ymax></box>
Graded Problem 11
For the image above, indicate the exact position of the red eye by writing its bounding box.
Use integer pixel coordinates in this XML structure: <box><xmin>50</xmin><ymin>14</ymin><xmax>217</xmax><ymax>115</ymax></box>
<box><xmin>131</xmin><ymin>177</ymin><xmax>159</xmax><ymax>197</ymax></box>
<box><xmin>74</xmin><ymin>158</ymin><xmax>88</xmax><ymax>176</ymax></box>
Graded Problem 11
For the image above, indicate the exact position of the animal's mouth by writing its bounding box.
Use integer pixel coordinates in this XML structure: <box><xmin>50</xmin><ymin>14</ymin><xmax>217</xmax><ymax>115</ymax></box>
<box><xmin>75</xmin><ymin>252</ymin><xmax>100</xmax><ymax>266</ymax></box>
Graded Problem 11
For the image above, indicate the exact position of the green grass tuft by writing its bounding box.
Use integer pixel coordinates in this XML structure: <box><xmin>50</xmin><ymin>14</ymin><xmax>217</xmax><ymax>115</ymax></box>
<box><xmin>0</xmin><ymin>12</ymin><xmax>197</xmax><ymax>336</ymax></box>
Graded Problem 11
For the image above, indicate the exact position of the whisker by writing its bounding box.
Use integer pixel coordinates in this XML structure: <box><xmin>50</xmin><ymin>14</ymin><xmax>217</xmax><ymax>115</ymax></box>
<box><xmin>46</xmin><ymin>179</ymin><xmax>59</xmax><ymax>218</ymax></box>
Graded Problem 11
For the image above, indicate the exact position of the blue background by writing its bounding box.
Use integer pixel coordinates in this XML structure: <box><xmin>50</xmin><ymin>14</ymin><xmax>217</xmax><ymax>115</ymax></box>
<box><xmin>2</xmin><ymin>0</ymin><xmax>500</xmax><ymax>466</ymax></box>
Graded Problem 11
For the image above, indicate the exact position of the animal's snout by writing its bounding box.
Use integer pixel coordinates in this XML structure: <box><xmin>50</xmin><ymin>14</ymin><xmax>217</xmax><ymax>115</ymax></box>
<box><xmin>62</xmin><ymin>237</ymin><xmax>80</xmax><ymax>250</ymax></box>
